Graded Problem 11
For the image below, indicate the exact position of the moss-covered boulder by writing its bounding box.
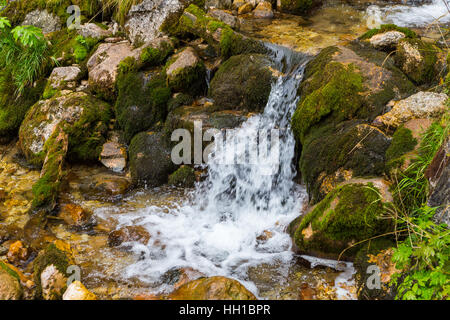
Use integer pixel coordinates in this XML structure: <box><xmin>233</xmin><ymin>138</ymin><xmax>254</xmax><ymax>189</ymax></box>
<box><xmin>292</xmin><ymin>44</ymin><xmax>415</xmax><ymax>144</ymax></box>
<box><xmin>42</xmin><ymin>66</ymin><xmax>82</xmax><ymax>100</ymax></box>
<box><xmin>177</xmin><ymin>4</ymin><xmax>267</xmax><ymax>58</ymax></box>
<box><xmin>0</xmin><ymin>261</ymin><xmax>23</xmax><ymax>300</ymax></box>
<box><xmin>168</xmin><ymin>165</ymin><xmax>196</xmax><ymax>187</ymax></box>
<box><xmin>394</xmin><ymin>38</ymin><xmax>441</xmax><ymax>85</ymax></box>
<box><xmin>209</xmin><ymin>54</ymin><xmax>274</xmax><ymax>112</ymax></box>
<box><xmin>140</xmin><ymin>37</ymin><xmax>175</xmax><ymax>68</ymax></box>
<box><xmin>33</xmin><ymin>243</ymin><xmax>71</xmax><ymax>300</ymax></box>
<box><xmin>19</xmin><ymin>91</ymin><xmax>112</xmax><ymax>167</ymax></box>
<box><xmin>0</xmin><ymin>73</ymin><xmax>45</xmax><ymax>144</ymax></box>
<box><xmin>291</xmin><ymin>181</ymin><xmax>393</xmax><ymax>260</ymax></box>
<box><xmin>128</xmin><ymin>131</ymin><xmax>177</xmax><ymax>187</ymax></box>
<box><xmin>165</xmin><ymin>47</ymin><xmax>206</xmax><ymax>95</ymax></box>
<box><xmin>300</xmin><ymin>121</ymin><xmax>391</xmax><ymax>203</ymax></box>
<box><xmin>168</xmin><ymin>276</ymin><xmax>257</xmax><ymax>300</ymax></box>
<box><xmin>115</xmin><ymin>69</ymin><xmax>171</xmax><ymax>143</ymax></box>
<box><xmin>277</xmin><ymin>0</ymin><xmax>321</xmax><ymax>15</ymax></box>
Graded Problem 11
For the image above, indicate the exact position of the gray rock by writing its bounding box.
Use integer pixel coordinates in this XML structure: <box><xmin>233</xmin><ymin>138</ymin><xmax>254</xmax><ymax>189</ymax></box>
<box><xmin>369</xmin><ymin>31</ymin><xmax>405</xmax><ymax>49</ymax></box>
<box><xmin>46</xmin><ymin>66</ymin><xmax>82</xmax><ymax>92</ymax></box>
<box><xmin>206</xmin><ymin>0</ymin><xmax>233</xmax><ymax>9</ymax></box>
<box><xmin>208</xmin><ymin>8</ymin><xmax>239</xmax><ymax>29</ymax></box>
<box><xmin>77</xmin><ymin>23</ymin><xmax>112</xmax><ymax>39</ymax></box>
<box><xmin>253</xmin><ymin>1</ymin><xmax>274</xmax><ymax>19</ymax></box>
<box><xmin>22</xmin><ymin>9</ymin><xmax>61</xmax><ymax>34</ymax></box>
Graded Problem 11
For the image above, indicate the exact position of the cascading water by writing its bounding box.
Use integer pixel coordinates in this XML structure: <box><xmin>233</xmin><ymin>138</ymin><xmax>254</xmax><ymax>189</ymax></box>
<box><xmin>366</xmin><ymin>0</ymin><xmax>450</xmax><ymax>27</ymax></box>
<box><xmin>105</xmin><ymin>44</ymin><xmax>314</xmax><ymax>296</ymax></box>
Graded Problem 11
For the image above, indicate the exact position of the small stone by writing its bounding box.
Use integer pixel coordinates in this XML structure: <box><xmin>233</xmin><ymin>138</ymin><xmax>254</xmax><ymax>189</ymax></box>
<box><xmin>7</xmin><ymin>241</ymin><xmax>29</xmax><ymax>265</ymax></box>
<box><xmin>256</xmin><ymin>230</ymin><xmax>273</xmax><ymax>242</ymax></box>
<box><xmin>59</xmin><ymin>203</ymin><xmax>92</xmax><ymax>227</ymax></box>
<box><xmin>253</xmin><ymin>1</ymin><xmax>273</xmax><ymax>19</ymax></box>
<box><xmin>63</xmin><ymin>281</ymin><xmax>97</xmax><ymax>300</ymax></box>
<box><xmin>108</xmin><ymin>226</ymin><xmax>151</xmax><ymax>247</ymax></box>
<box><xmin>208</xmin><ymin>8</ymin><xmax>239</xmax><ymax>29</ymax></box>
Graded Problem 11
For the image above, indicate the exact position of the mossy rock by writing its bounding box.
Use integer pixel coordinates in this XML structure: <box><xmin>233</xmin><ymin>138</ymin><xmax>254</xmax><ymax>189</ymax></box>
<box><xmin>168</xmin><ymin>165</ymin><xmax>196</xmax><ymax>187</ymax></box>
<box><xmin>0</xmin><ymin>72</ymin><xmax>46</xmax><ymax>144</ymax></box>
<box><xmin>128</xmin><ymin>131</ymin><xmax>177</xmax><ymax>187</ymax></box>
<box><xmin>167</xmin><ymin>93</ymin><xmax>194</xmax><ymax>112</ymax></box>
<box><xmin>292</xmin><ymin>44</ymin><xmax>415</xmax><ymax>144</ymax></box>
<box><xmin>385</xmin><ymin>125</ymin><xmax>418</xmax><ymax>173</ymax></box>
<box><xmin>19</xmin><ymin>91</ymin><xmax>112</xmax><ymax>167</ymax></box>
<box><xmin>300</xmin><ymin>120</ymin><xmax>391</xmax><ymax>203</ymax></box>
<box><xmin>0</xmin><ymin>261</ymin><xmax>22</xmax><ymax>300</ymax></box>
<box><xmin>209</xmin><ymin>54</ymin><xmax>274</xmax><ymax>112</ymax></box>
<box><xmin>115</xmin><ymin>69</ymin><xmax>171</xmax><ymax>143</ymax></box>
<box><xmin>292</xmin><ymin>182</ymin><xmax>393</xmax><ymax>260</ymax></box>
<box><xmin>140</xmin><ymin>38</ymin><xmax>175</xmax><ymax>68</ymax></box>
<box><xmin>359</xmin><ymin>24</ymin><xmax>417</xmax><ymax>41</ymax></box>
<box><xmin>33</xmin><ymin>243</ymin><xmax>70</xmax><ymax>300</ymax></box>
<box><xmin>394</xmin><ymin>38</ymin><xmax>440</xmax><ymax>85</ymax></box>
<box><xmin>165</xmin><ymin>47</ymin><xmax>206</xmax><ymax>95</ymax></box>
<box><xmin>278</xmin><ymin>0</ymin><xmax>321</xmax><ymax>15</ymax></box>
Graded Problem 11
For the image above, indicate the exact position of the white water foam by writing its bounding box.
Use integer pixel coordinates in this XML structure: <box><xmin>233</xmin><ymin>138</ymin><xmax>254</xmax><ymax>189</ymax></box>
<box><xmin>367</xmin><ymin>0</ymin><xmax>450</xmax><ymax>27</ymax></box>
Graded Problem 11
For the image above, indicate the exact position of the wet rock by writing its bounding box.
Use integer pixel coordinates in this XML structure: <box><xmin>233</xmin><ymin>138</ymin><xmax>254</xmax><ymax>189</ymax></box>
<box><xmin>426</xmin><ymin>138</ymin><xmax>450</xmax><ymax>226</ymax></box>
<box><xmin>0</xmin><ymin>262</ymin><xmax>22</xmax><ymax>300</ymax></box>
<box><xmin>209</xmin><ymin>54</ymin><xmax>274</xmax><ymax>112</ymax></box>
<box><xmin>168</xmin><ymin>276</ymin><xmax>257</xmax><ymax>300</ymax></box>
<box><xmin>19</xmin><ymin>91</ymin><xmax>112</xmax><ymax>166</ymax></box>
<box><xmin>166</xmin><ymin>47</ymin><xmax>206</xmax><ymax>95</ymax></box>
<box><xmin>99</xmin><ymin>133</ymin><xmax>127</xmax><ymax>173</ymax></box>
<box><xmin>168</xmin><ymin>166</ymin><xmax>196</xmax><ymax>187</ymax></box>
<box><xmin>22</xmin><ymin>9</ymin><xmax>61</xmax><ymax>34</ymax></box>
<box><xmin>77</xmin><ymin>23</ymin><xmax>112</xmax><ymax>39</ymax></box>
<box><xmin>124</xmin><ymin>0</ymin><xmax>185</xmax><ymax>45</ymax></box>
<box><xmin>92</xmin><ymin>177</ymin><xmax>131</xmax><ymax>197</ymax></box>
<box><xmin>395</xmin><ymin>38</ymin><xmax>440</xmax><ymax>85</ymax></box>
<box><xmin>7</xmin><ymin>241</ymin><xmax>29</xmax><ymax>265</ymax></box>
<box><xmin>373</xmin><ymin>92</ymin><xmax>448</xmax><ymax>130</ymax></box>
<box><xmin>33</xmin><ymin>243</ymin><xmax>71</xmax><ymax>300</ymax></box>
<box><xmin>256</xmin><ymin>230</ymin><xmax>273</xmax><ymax>242</ymax></box>
<box><xmin>300</xmin><ymin>120</ymin><xmax>391</xmax><ymax>203</ymax></box>
<box><xmin>108</xmin><ymin>226</ymin><xmax>151</xmax><ymax>247</ymax></box>
<box><xmin>58</xmin><ymin>203</ymin><xmax>92</xmax><ymax>228</ymax></box>
<box><xmin>238</xmin><ymin>2</ymin><xmax>254</xmax><ymax>14</ymax></box>
<box><xmin>369</xmin><ymin>31</ymin><xmax>405</xmax><ymax>50</ymax></box>
<box><xmin>128</xmin><ymin>131</ymin><xmax>176</xmax><ymax>187</ymax></box>
<box><xmin>208</xmin><ymin>8</ymin><xmax>239</xmax><ymax>29</ymax></box>
<box><xmin>63</xmin><ymin>281</ymin><xmax>97</xmax><ymax>300</ymax></box>
<box><xmin>253</xmin><ymin>1</ymin><xmax>274</xmax><ymax>19</ymax></box>
<box><xmin>299</xmin><ymin>283</ymin><xmax>316</xmax><ymax>300</ymax></box>
<box><xmin>43</xmin><ymin>66</ymin><xmax>82</xmax><ymax>99</ymax></box>
<box><xmin>87</xmin><ymin>42</ymin><xmax>142</xmax><ymax>99</ymax></box>
<box><xmin>291</xmin><ymin>181</ymin><xmax>393</xmax><ymax>260</ymax></box>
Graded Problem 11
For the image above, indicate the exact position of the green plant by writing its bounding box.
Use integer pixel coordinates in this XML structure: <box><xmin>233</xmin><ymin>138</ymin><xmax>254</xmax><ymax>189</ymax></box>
<box><xmin>0</xmin><ymin>17</ymin><xmax>52</xmax><ymax>95</ymax></box>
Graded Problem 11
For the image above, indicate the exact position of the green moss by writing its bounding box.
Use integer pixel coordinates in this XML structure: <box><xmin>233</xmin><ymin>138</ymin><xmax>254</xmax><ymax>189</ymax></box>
<box><xmin>48</xmin><ymin>30</ymin><xmax>99</xmax><ymax>66</ymax></box>
<box><xmin>167</xmin><ymin>93</ymin><xmax>194</xmax><ymax>112</ymax></box>
<box><xmin>294</xmin><ymin>183</ymin><xmax>392</xmax><ymax>259</ymax></box>
<box><xmin>385</xmin><ymin>126</ymin><xmax>418</xmax><ymax>171</ymax></box>
<box><xmin>292</xmin><ymin>62</ymin><xmax>364</xmax><ymax>143</ymax></box>
<box><xmin>165</xmin><ymin>50</ymin><xmax>206</xmax><ymax>95</ymax></box>
<box><xmin>0</xmin><ymin>261</ymin><xmax>21</xmax><ymax>282</ymax></box>
<box><xmin>359</xmin><ymin>24</ymin><xmax>417</xmax><ymax>40</ymax></box>
<box><xmin>33</xmin><ymin>243</ymin><xmax>69</xmax><ymax>299</ymax></box>
<box><xmin>140</xmin><ymin>41</ymin><xmax>174</xmax><ymax>67</ymax></box>
<box><xmin>115</xmin><ymin>69</ymin><xmax>171</xmax><ymax>143</ymax></box>
<box><xmin>168</xmin><ymin>165</ymin><xmax>196</xmax><ymax>187</ymax></box>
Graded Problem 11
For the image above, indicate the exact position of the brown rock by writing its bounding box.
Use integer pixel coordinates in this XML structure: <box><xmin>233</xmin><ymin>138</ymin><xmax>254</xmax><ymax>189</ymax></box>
<box><xmin>108</xmin><ymin>226</ymin><xmax>151</xmax><ymax>247</ymax></box>
<box><xmin>238</xmin><ymin>2</ymin><xmax>253</xmax><ymax>15</ymax></box>
<box><xmin>59</xmin><ymin>203</ymin><xmax>92</xmax><ymax>227</ymax></box>
<box><xmin>7</xmin><ymin>241</ymin><xmax>29</xmax><ymax>265</ymax></box>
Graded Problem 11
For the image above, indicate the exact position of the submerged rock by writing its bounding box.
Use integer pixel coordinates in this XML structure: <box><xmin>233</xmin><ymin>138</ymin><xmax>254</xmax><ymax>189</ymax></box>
<box><xmin>168</xmin><ymin>276</ymin><xmax>257</xmax><ymax>300</ymax></box>
<box><xmin>108</xmin><ymin>226</ymin><xmax>151</xmax><ymax>247</ymax></box>
<box><xmin>58</xmin><ymin>203</ymin><xmax>92</xmax><ymax>228</ymax></box>
<box><xmin>7</xmin><ymin>241</ymin><xmax>30</xmax><ymax>266</ymax></box>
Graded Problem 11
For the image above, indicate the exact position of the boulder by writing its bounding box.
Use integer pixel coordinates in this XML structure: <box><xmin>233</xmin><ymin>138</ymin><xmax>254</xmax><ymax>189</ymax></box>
<box><xmin>19</xmin><ymin>91</ymin><xmax>112</xmax><ymax>166</ymax></box>
<box><xmin>128</xmin><ymin>131</ymin><xmax>177</xmax><ymax>187</ymax></box>
<box><xmin>292</xmin><ymin>44</ymin><xmax>415</xmax><ymax>144</ymax></box>
<box><xmin>253</xmin><ymin>1</ymin><xmax>274</xmax><ymax>19</ymax></box>
<box><xmin>206</xmin><ymin>0</ymin><xmax>233</xmax><ymax>9</ymax></box>
<box><xmin>395</xmin><ymin>38</ymin><xmax>441</xmax><ymax>85</ymax></box>
<box><xmin>300</xmin><ymin>120</ymin><xmax>391</xmax><ymax>203</ymax></box>
<box><xmin>207</xmin><ymin>8</ymin><xmax>239</xmax><ymax>29</ymax></box>
<box><xmin>124</xmin><ymin>0</ymin><xmax>185</xmax><ymax>45</ymax></box>
<box><xmin>373</xmin><ymin>92</ymin><xmax>448</xmax><ymax>130</ymax></box>
<box><xmin>369</xmin><ymin>31</ymin><xmax>405</xmax><ymax>50</ymax></box>
<box><xmin>108</xmin><ymin>225</ymin><xmax>151</xmax><ymax>247</ymax></box>
<box><xmin>291</xmin><ymin>181</ymin><xmax>393</xmax><ymax>259</ymax></box>
<box><xmin>77</xmin><ymin>23</ymin><xmax>112</xmax><ymax>39</ymax></box>
<box><xmin>22</xmin><ymin>9</ymin><xmax>61</xmax><ymax>34</ymax></box>
<box><xmin>168</xmin><ymin>276</ymin><xmax>257</xmax><ymax>300</ymax></box>
<box><xmin>43</xmin><ymin>66</ymin><xmax>82</xmax><ymax>99</ymax></box>
<box><xmin>166</xmin><ymin>47</ymin><xmax>206</xmax><ymax>95</ymax></box>
<box><xmin>115</xmin><ymin>69</ymin><xmax>171</xmax><ymax>143</ymax></box>
<box><xmin>63</xmin><ymin>281</ymin><xmax>97</xmax><ymax>300</ymax></box>
<box><xmin>0</xmin><ymin>262</ymin><xmax>22</xmax><ymax>300</ymax></box>
<box><xmin>209</xmin><ymin>54</ymin><xmax>274</xmax><ymax>112</ymax></box>
<box><xmin>87</xmin><ymin>42</ymin><xmax>142</xmax><ymax>99</ymax></box>
<box><xmin>139</xmin><ymin>37</ymin><xmax>175</xmax><ymax>67</ymax></box>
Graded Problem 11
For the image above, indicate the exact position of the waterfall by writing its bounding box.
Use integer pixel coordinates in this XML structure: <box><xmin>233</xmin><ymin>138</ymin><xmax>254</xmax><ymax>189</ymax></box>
<box><xmin>119</xmin><ymin>44</ymin><xmax>311</xmax><ymax>295</ymax></box>
<box><xmin>367</xmin><ymin>0</ymin><xmax>450</xmax><ymax>27</ymax></box>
